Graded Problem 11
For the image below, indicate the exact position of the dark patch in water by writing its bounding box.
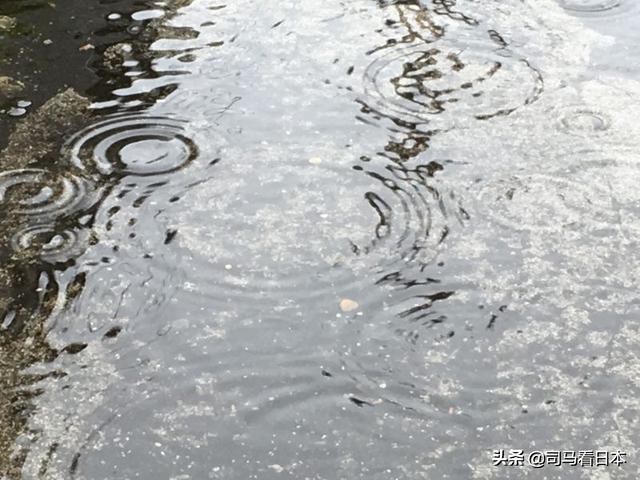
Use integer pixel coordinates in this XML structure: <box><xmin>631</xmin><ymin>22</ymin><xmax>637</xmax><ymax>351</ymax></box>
<box><xmin>164</xmin><ymin>228</ymin><xmax>178</xmax><ymax>244</ymax></box>
<box><xmin>349</xmin><ymin>396</ymin><xmax>374</xmax><ymax>407</ymax></box>
<box><xmin>103</xmin><ymin>326</ymin><xmax>123</xmax><ymax>339</ymax></box>
<box><xmin>61</xmin><ymin>343</ymin><xmax>88</xmax><ymax>355</ymax></box>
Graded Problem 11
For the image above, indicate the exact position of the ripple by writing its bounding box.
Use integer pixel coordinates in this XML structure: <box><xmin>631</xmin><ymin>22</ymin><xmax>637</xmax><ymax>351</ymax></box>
<box><xmin>171</xmin><ymin>156</ymin><xmax>459</xmax><ymax>304</ymax></box>
<box><xmin>557</xmin><ymin>106</ymin><xmax>611</xmax><ymax>136</ymax></box>
<box><xmin>33</xmin><ymin>341</ymin><xmax>431</xmax><ymax>480</ymax></box>
<box><xmin>0</xmin><ymin>169</ymin><xmax>90</xmax><ymax>219</ymax></box>
<box><xmin>558</xmin><ymin>0</ymin><xmax>621</xmax><ymax>14</ymax></box>
<box><xmin>362</xmin><ymin>37</ymin><xmax>543</xmax><ymax>126</ymax></box>
<box><xmin>476</xmin><ymin>171</ymin><xmax>616</xmax><ymax>233</ymax></box>
<box><xmin>355</xmin><ymin>163</ymin><xmax>461</xmax><ymax>266</ymax></box>
<box><xmin>556</xmin><ymin>0</ymin><xmax>640</xmax><ymax>19</ymax></box>
<box><xmin>10</xmin><ymin>224</ymin><xmax>89</xmax><ymax>264</ymax></box>
<box><xmin>173</xmin><ymin>162</ymin><xmax>374</xmax><ymax>304</ymax></box>
<box><xmin>472</xmin><ymin>152</ymin><xmax>640</xmax><ymax>311</ymax></box>
<box><xmin>64</xmin><ymin>114</ymin><xmax>199</xmax><ymax>177</ymax></box>
<box><xmin>562</xmin><ymin>152</ymin><xmax>640</xmax><ymax>234</ymax></box>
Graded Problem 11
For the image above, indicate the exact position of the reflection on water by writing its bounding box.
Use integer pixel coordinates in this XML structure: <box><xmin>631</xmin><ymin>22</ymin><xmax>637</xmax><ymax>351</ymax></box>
<box><xmin>362</xmin><ymin>37</ymin><xmax>543</xmax><ymax>125</ymax></box>
<box><xmin>1</xmin><ymin>0</ymin><xmax>640</xmax><ymax>479</ymax></box>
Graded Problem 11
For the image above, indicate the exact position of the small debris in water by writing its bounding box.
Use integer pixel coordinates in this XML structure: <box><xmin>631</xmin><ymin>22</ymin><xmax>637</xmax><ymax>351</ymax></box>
<box><xmin>164</xmin><ymin>229</ymin><xmax>178</xmax><ymax>244</ymax></box>
<box><xmin>107</xmin><ymin>13</ymin><xmax>122</xmax><ymax>21</ymax></box>
<box><xmin>268</xmin><ymin>464</ymin><xmax>284</xmax><ymax>473</ymax></box>
<box><xmin>308</xmin><ymin>156</ymin><xmax>322</xmax><ymax>165</ymax></box>
<box><xmin>79</xmin><ymin>43</ymin><xmax>95</xmax><ymax>51</ymax></box>
<box><xmin>339</xmin><ymin>298</ymin><xmax>359</xmax><ymax>312</ymax></box>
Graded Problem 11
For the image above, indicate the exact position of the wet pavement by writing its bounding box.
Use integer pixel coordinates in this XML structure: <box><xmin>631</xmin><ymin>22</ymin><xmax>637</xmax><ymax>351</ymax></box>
<box><xmin>1</xmin><ymin>0</ymin><xmax>640</xmax><ymax>479</ymax></box>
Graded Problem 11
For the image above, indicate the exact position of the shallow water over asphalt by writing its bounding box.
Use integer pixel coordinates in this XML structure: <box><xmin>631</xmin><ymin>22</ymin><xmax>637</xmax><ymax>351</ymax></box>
<box><xmin>1</xmin><ymin>0</ymin><xmax>640</xmax><ymax>479</ymax></box>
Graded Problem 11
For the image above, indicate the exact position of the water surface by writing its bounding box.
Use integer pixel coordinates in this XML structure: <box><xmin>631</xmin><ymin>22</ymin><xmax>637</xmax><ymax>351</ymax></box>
<box><xmin>1</xmin><ymin>0</ymin><xmax>640</xmax><ymax>479</ymax></box>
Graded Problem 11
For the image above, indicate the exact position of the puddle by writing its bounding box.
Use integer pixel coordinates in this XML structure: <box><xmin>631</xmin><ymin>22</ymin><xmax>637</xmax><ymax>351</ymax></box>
<box><xmin>1</xmin><ymin>0</ymin><xmax>639</xmax><ymax>479</ymax></box>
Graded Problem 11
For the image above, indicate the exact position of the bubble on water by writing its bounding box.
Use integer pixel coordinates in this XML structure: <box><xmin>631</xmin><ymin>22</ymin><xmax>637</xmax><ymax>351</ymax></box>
<box><xmin>64</xmin><ymin>114</ymin><xmax>199</xmax><ymax>177</ymax></box>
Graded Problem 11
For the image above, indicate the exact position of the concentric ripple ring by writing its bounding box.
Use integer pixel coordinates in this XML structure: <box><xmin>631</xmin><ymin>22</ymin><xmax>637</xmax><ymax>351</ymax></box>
<box><xmin>557</xmin><ymin>106</ymin><xmax>611</xmax><ymax>136</ymax></box>
<box><xmin>477</xmin><ymin>173</ymin><xmax>616</xmax><ymax>233</ymax></box>
<box><xmin>171</xmin><ymin>158</ymin><xmax>460</xmax><ymax>304</ymax></box>
<box><xmin>10</xmin><ymin>224</ymin><xmax>89</xmax><ymax>264</ymax></box>
<box><xmin>0</xmin><ymin>169</ymin><xmax>89</xmax><ymax>218</ymax></box>
<box><xmin>558</xmin><ymin>0</ymin><xmax>621</xmax><ymax>13</ymax></box>
<box><xmin>64</xmin><ymin>114</ymin><xmax>199</xmax><ymax>177</ymax></box>
<box><xmin>362</xmin><ymin>38</ymin><xmax>543</xmax><ymax>125</ymax></box>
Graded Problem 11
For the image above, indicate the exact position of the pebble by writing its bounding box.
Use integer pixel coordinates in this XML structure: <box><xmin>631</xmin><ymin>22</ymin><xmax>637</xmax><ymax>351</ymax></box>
<box><xmin>0</xmin><ymin>15</ymin><xmax>17</xmax><ymax>31</ymax></box>
<box><xmin>108</xmin><ymin>13</ymin><xmax>122</xmax><ymax>21</ymax></box>
<box><xmin>339</xmin><ymin>298</ymin><xmax>359</xmax><ymax>312</ymax></box>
